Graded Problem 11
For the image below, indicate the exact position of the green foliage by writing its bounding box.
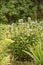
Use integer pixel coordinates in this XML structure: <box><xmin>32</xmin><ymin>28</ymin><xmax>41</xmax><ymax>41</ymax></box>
<box><xmin>0</xmin><ymin>20</ymin><xmax>43</xmax><ymax>65</ymax></box>
<box><xmin>23</xmin><ymin>42</ymin><xmax>43</xmax><ymax>65</ymax></box>
<box><xmin>31</xmin><ymin>0</ymin><xmax>43</xmax><ymax>20</ymax></box>
<box><xmin>0</xmin><ymin>24</ymin><xmax>14</xmax><ymax>65</ymax></box>
<box><xmin>8</xmin><ymin>20</ymin><xmax>42</xmax><ymax>60</ymax></box>
<box><xmin>0</xmin><ymin>0</ymin><xmax>43</xmax><ymax>23</ymax></box>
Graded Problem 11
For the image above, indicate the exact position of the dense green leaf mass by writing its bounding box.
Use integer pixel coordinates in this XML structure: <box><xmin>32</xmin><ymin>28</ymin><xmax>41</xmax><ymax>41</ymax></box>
<box><xmin>0</xmin><ymin>20</ymin><xmax>43</xmax><ymax>65</ymax></box>
<box><xmin>0</xmin><ymin>0</ymin><xmax>43</xmax><ymax>23</ymax></box>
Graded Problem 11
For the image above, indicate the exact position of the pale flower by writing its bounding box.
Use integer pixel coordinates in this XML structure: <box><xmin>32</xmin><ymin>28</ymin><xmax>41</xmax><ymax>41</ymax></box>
<box><xmin>28</xmin><ymin>17</ymin><xmax>31</xmax><ymax>20</ymax></box>
<box><xmin>32</xmin><ymin>21</ymin><xmax>35</xmax><ymax>24</ymax></box>
<box><xmin>18</xmin><ymin>19</ymin><xmax>23</xmax><ymax>22</ymax></box>
<box><xmin>7</xmin><ymin>25</ymin><xmax>11</xmax><ymax>28</ymax></box>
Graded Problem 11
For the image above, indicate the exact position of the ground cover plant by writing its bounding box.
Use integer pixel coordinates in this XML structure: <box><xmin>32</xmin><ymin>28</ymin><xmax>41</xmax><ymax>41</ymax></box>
<box><xmin>0</xmin><ymin>19</ymin><xmax>43</xmax><ymax>65</ymax></box>
<box><xmin>0</xmin><ymin>24</ymin><xmax>14</xmax><ymax>65</ymax></box>
<box><xmin>0</xmin><ymin>0</ymin><xmax>43</xmax><ymax>65</ymax></box>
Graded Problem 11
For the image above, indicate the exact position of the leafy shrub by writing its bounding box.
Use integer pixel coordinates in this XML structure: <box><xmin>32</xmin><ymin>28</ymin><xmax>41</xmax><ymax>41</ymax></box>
<box><xmin>9</xmin><ymin>20</ymin><xmax>42</xmax><ymax>60</ymax></box>
<box><xmin>23</xmin><ymin>42</ymin><xmax>43</xmax><ymax>65</ymax></box>
<box><xmin>0</xmin><ymin>24</ymin><xmax>14</xmax><ymax>65</ymax></box>
<box><xmin>0</xmin><ymin>0</ymin><xmax>43</xmax><ymax>23</ymax></box>
<box><xmin>0</xmin><ymin>20</ymin><xmax>43</xmax><ymax>64</ymax></box>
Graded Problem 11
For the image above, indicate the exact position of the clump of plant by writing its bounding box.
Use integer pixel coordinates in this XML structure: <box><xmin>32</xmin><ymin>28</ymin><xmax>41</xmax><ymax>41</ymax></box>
<box><xmin>23</xmin><ymin>41</ymin><xmax>43</xmax><ymax>65</ymax></box>
<box><xmin>0</xmin><ymin>24</ymin><xmax>14</xmax><ymax>65</ymax></box>
<box><xmin>9</xmin><ymin>20</ymin><xmax>42</xmax><ymax>61</ymax></box>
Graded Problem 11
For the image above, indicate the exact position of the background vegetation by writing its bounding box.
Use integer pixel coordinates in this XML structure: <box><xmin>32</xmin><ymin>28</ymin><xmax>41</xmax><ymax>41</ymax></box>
<box><xmin>0</xmin><ymin>0</ymin><xmax>43</xmax><ymax>23</ymax></box>
<box><xmin>0</xmin><ymin>0</ymin><xmax>43</xmax><ymax>65</ymax></box>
